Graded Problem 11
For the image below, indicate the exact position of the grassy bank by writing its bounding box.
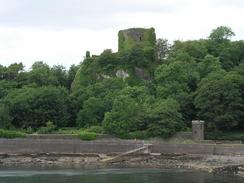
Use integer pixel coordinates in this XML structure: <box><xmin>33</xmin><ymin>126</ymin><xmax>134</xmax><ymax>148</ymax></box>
<box><xmin>0</xmin><ymin>129</ymin><xmax>26</xmax><ymax>139</ymax></box>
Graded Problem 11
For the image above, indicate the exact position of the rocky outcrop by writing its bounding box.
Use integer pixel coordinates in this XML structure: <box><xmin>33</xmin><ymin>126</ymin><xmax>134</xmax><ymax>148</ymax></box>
<box><xmin>96</xmin><ymin>74</ymin><xmax>111</xmax><ymax>80</ymax></box>
<box><xmin>134</xmin><ymin>67</ymin><xmax>150</xmax><ymax>80</ymax></box>
<box><xmin>116</xmin><ymin>70</ymin><xmax>129</xmax><ymax>80</ymax></box>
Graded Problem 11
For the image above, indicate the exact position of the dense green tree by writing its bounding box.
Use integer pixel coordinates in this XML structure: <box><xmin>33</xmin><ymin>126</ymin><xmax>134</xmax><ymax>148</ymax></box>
<box><xmin>0</xmin><ymin>63</ymin><xmax>24</xmax><ymax>81</ymax></box>
<box><xmin>51</xmin><ymin>65</ymin><xmax>68</xmax><ymax>87</ymax></box>
<box><xmin>170</xmin><ymin>40</ymin><xmax>208</xmax><ymax>61</ymax></box>
<box><xmin>155</xmin><ymin>59</ymin><xmax>200</xmax><ymax>124</ymax></box>
<box><xmin>233</xmin><ymin>63</ymin><xmax>244</xmax><ymax>75</ymax></box>
<box><xmin>155</xmin><ymin>60</ymin><xmax>199</xmax><ymax>98</ymax></box>
<box><xmin>0</xmin><ymin>105</ymin><xmax>12</xmax><ymax>129</ymax></box>
<box><xmin>155</xmin><ymin>38</ymin><xmax>170</xmax><ymax>61</ymax></box>
<box><xmin>155</xmin><ymin>62</ymin><xmax>189</xmax><ymax>99</ymax></box>
<box><xmin>76</xmin><ymin>97</ymin><xmax>107</xmax><ymax>127</ymax></box>
<box><xmin>103</xmin><ymin>86</ymin><xmax>184</xmax><ymax>138</ymax></box>
<box><xmin>147</xmin><ymin>98</ymin><xmax>184</xmax><ymax>138</ymax></box>
<box><xmin>217</xmin><ymin>41</ymin><xmax>244</xmax><ymax>70</ymax></box>
<box><xmin>207</xmin><ymin>26</ymin><xmax>243</xmax><ymax>70</ymax></box>
<box><xmin>102</xmin><ymin>86</ymin><xmax>152</xmax><ymax>135</ymax></box>
<box><xmin>103</xmin><ymin>94</ymin><xmax>147</xmax><ymax>136</ymax></box>
<box><xmin>209</xmin><ymin>26</ymin><xmax>235</xmax><ymax>42</ymax></box>
<box><xmin>119</xmin><ymin>45</ymin><xmax>153</xmax><ymax>67</ymax></box>
<box><xmin>198</xmin><ymin>55</ymin><xmax>222</xmax><ymax>78</ymax></box>
<box><xmin>27</xmin><ymin>61</ymin><xmax>57</xmax><ymax>86</ymax></box>
<box><xmin>3</xmin><ymin>86</ymin><xmax>70</xmax><ymax>129</ymax></box>
<box><xmin>0</xmin><ymin>80</ymin><xmax>17</xmax><ymax>99</ymax></box>
<box><xmin>74</xmin><ymin>78</ymin><xmax>126</xmax><ymax>126</ymax></box>
<box><xmin>97</xmin><ymin>49</ymin><xmax>118</xmax><ymax>74</ymax></box>
<box><xmin>194</xmin><ymin>71</ymin><xmax>244</xmax><ymax>130</ymax></box>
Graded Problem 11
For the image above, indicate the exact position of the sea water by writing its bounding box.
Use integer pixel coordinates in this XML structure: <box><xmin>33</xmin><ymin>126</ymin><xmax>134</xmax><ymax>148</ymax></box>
<box><xmin>0</xmin><ymin>168</ymin><xmax>243</xmax><ymax>183</ymax></box>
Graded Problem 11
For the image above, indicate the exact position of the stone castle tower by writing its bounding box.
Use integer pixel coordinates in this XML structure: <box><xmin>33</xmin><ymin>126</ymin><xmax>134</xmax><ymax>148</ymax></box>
<box><xmin>118</xmin><ymin>28</ymin><xmax>156</xmax><ymax>51</ymax></box>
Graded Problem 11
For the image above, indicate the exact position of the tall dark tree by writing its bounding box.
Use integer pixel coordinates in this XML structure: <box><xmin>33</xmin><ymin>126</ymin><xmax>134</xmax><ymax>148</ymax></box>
<box><xmin>3</xmin><ymin>86</ymin><xmax>71</xmax><ymax>129</ymax></box>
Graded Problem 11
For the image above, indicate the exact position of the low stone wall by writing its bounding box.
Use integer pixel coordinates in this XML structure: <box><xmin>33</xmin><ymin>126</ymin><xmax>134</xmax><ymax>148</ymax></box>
<box><xmin>26</xmin><ymin>134</ymin><xmax>115</xmax><ymax>139</ymax></box>
<box><xmin>1</xmin><ymin>137</ymin><xmax>244</xmax><ymax>155</ymax></box>
<box><xmin>151</xmin><ymin>143</ymin><xmax>244</xmax><ymax>155</ymax></box>
<box><xmin>0</xmin><ymin>138</ymin><xmax>143</xmax><ymax>154</ymax></box>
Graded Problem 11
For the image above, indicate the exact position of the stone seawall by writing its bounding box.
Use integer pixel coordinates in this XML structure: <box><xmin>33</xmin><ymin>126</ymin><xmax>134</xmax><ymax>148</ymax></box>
<box><xmin>152</xmin><ymin>143</ymin><xmax>244</xmax><ymax>155</ymax></box>
<box><xmin>1</xmin><ymin>137</ymin><xmax>244</xmax><ymax>155</ymax></box>
<box><xmin>0</xmin><ymin>138</ymin><xmax>143</xmax><ymax>154</ymax></box>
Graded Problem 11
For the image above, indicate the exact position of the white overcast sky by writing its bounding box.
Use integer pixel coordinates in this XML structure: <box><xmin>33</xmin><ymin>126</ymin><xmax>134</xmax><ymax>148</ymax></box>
<box><xmin>0</xmin><ymin>0</ymin><xmax>244</xmax><ymax>69</ymax></box>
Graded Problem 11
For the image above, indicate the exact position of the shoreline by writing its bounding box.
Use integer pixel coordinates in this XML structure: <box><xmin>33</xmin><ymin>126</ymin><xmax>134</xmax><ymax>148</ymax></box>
<box><xmin>1</xmin><ymin>136</ymin><xmax>244</xmax><ymax>176</ymax></box>
<box><xmin>1</xmin><ymin>153</ymin><xmax>244</xmax><ymax>176</ymax></box>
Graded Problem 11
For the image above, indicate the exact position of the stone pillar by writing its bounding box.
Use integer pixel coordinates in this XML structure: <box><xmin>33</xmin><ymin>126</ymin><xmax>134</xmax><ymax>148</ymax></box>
<box><xmin>192</xmin><ymin>120</ymin><xmax>205</xmax><ymax>141</ymax></box>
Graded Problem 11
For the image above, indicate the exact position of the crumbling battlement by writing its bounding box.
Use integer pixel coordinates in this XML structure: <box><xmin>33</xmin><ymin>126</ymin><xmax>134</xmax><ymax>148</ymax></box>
<box><xmin>118</xmin><ymin>28</ymin><xmax>156</xmax><ymax>51</ymax></box>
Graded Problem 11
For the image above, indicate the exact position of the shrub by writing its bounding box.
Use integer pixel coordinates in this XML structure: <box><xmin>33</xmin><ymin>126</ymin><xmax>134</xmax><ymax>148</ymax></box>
<box><xmin>206</xmin><ymin>131</ymin><xmax>244</xmax><ymax>142</ymax></box>
<box><xmin>37</xmin><ymin>121</ymin><xmax>56</xmax><ymax>134</ymax></box>
<box><xmin>37</xmin><ymin>127</ymin><xmax>50</xmax><ymax>134</ymax></box>
<box><xmin>118</xmin><ymin>130</ymin><xmax>148</xmax><ymax>139</ymax></box>
<box><xmin>85</xmin><ymin>126</ymin><xmax>103</xmax><ymax>134</ymax></box>
<box><xmin>205</xmin><ymin>130</ymin><xmax>225</xmax><ymax>140</ymax></box>
<box><xmin>26</xmin><ymin>126</ymin><xmax>34</xmax><ymax>134</ymax></box>
<box><xmin>53</xmin><ymin>128</ymin><xmax>80</xmax><ymax>134</ymax></box>
<box><xmin>79</xmin><ymin>131</ymin><xmax>97</xmax><ymax>141</ymax></box>
<box><xmin>0</xmin><ymin>129</ymin><xmax>26</xmax><ymax>138</ymax></box>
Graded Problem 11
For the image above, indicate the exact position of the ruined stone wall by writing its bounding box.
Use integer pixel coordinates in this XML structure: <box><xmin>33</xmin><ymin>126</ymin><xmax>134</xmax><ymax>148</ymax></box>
<box><xmin>118</xmin><ymin>28</ymin><xmax>156</xmax><ymax>51</ymax></box>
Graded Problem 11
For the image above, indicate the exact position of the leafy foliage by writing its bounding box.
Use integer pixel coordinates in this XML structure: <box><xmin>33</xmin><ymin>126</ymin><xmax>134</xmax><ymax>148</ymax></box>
<box><xmin>2</xmin><ymin>86</ymin><xmax>71</xmax><ymax>129</ymax></box>
<box><xmin>79</xmin><ymin>131</ymin><xmax>97</xmax><ymax>141</ymax></box>
<box><xmin>37</xmin><ymin>121</ymin><xmax>57</xmax><ymax>134</ymax></box>
<box><xmin>76</xmin><ymin>97</ymin><xmax>107</xmax><ymax>127</ymax></box>
<box><xmin>209</xmin><ymin>26</ymin><xmax>235</xmax><ymax>42</ymax></box>
<box><xmin>103</xmin><ymin>94</ymin><xmax>145</xmax><ymax>136</ymax></box>
<box><xmin>0</xmin><ymin>105</ymin><xmax>12</xmax><ymax>129</ymax></box>
<box><xmin>194</xmin><ymin>71</ymin><xmax>244</xmax><ymax>130</ymax></box>
<box><xmin>85</xmin><ymin>126</ymin><xmax>104</xmax><ymax>134</ymax></box>
<box><xmin>0</xmin><ymin>129</ymin><xmax>26</xmax><ymax>138</ymax></box>
<box><xmin>147</xmin><ymin>98</ymin><xmax>185</xmax><ymax>138</ymax></box>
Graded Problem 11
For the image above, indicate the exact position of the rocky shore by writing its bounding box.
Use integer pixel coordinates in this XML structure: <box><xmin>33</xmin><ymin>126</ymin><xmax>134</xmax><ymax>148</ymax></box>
<box><xmin>1</xmin><ymin>153</ymin><xmax>244</xmax><ymax>176</ymax></box>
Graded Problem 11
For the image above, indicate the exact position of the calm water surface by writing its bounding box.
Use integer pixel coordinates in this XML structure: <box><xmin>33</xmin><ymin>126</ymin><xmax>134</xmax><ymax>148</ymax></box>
<box><xmin>0</xmin><ymin>168</ymin><xmax>243</xmax><ymax>183</ymax></box>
